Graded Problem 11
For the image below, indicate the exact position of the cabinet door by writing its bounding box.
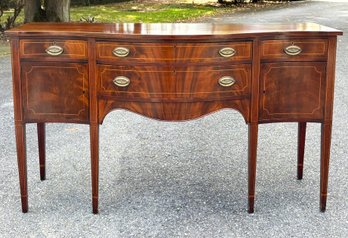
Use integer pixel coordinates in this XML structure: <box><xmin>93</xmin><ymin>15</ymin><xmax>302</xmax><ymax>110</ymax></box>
<box><xmin>259</xmin><ymin>62</ymin><xmax>326</xmax><ymax>122</ymax></box>
<box><xmin>21</xmin><ymin>62</ymin><xmax>89</xmax><ymax>123</ymax></box>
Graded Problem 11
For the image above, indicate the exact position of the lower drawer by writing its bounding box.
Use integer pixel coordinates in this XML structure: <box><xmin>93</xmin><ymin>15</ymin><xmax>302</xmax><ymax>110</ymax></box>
<box><xmin>98</xmin><ymin>64</ymin><xmax>251</xmax><ymax>100</ymax></box>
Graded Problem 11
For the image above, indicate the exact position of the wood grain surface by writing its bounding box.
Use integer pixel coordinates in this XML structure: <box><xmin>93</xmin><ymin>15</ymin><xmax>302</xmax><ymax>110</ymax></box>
<box><xmin>21</xmin><ymin>62</ymin><xmax>89</xmax><ymax>123</ymax></box>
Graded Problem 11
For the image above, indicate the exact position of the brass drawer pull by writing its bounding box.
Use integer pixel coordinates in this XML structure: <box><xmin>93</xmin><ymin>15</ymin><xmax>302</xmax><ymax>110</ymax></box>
<box><xmin>284</xmin><ymin>43</ymin><xmax>302</xmax><ymax>56</ymax></box>
<box><xmin>45</xmin><ymin>44</ymin><xmax>64</xmax><ymax>56</ymax></box>
<box><xmin>218</xmin><ymin>76</ymin><xmax>236</xmax><ymax>87</ymax></box>
<box><xmin>113</xmin><ymin>76</ymin><xmax>130</xmax><ymax>87</ymax></box>
<box><xmin>113</xmin><ymin>47</ymin><xmax>130</xmax><ymax>57</ymax></box>
<box><xmin>219</xmin><ymin>47</ymin><xmax>236</xmax><ymax>57</ymax></box>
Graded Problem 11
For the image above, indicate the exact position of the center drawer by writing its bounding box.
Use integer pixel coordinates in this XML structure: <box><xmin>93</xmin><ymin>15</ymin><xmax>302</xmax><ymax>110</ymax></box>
<box><xmin>96</xmin><ymin>41</ymin><xmax>252</xmax><ymax>64</ymax></box>
<box><xmin>98</xmin><ymin>64</ymin><xmax>251</xmax><ymax>100</ymax></box>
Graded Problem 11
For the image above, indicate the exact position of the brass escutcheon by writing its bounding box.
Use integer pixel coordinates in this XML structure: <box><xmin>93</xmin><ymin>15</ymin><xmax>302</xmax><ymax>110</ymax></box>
<box><xmin>112</xmin><ymin>47</ymin><xmax>130</xmax><ymax>57</ymax></box>
<box><xmin>113</xmin><ymin>76</ymin><xmax>130</xmax><ymax>87</ymax></box>
<box><xmin>219</xmin><ymin>47</ymin><xmax>236</xmax><ymax>58</ymax></box>
<box><xmin>284</xmin><ymin>43</ymin><xmax>302</xmax><ymax>56</ymax></box>
<box><xmin>218</xmin><ymin>76</ymin><xmax>236</xmax><ymax>87</ymax></box>
<box><xmin>45</xmin><ymin>43</ymin><xmax>64</xmax><ymax>56</ymax></box>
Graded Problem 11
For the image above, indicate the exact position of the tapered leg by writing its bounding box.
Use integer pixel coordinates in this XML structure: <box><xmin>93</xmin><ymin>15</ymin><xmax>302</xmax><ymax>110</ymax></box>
<box><xmin>297</xmin><ymin>122</ymin><xmax>307</xmax><ymax>180</ymax></box>
<box><xmin>37</xmin><ymin>123</ymin><xmax>46</xmax><ymax>181</ymax></box>
<box><xmin>15</xmin><ymin>123</ymin><xmax>28</xmax><ymax>213</ymax></box>
<box><xmin>320</xmin><ymin>122</ymin><xmax>332</xmax><ymax>212</ymax></box>
<box><xmin>90</xmin><ymin>124</ymin><xmax>99</xmax><ymax>214</ymax></box>
<box><xmin>248</xmin><ymin>123</ymin><xmax>258</xmax><ymax>213</ymax></box>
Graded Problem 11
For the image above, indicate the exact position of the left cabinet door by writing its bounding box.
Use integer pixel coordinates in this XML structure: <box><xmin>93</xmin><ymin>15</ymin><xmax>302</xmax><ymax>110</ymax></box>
<box><xmin>21</xmin><ymin>62</ymin><xmax>89</xmax><ymax>123</ymax></box>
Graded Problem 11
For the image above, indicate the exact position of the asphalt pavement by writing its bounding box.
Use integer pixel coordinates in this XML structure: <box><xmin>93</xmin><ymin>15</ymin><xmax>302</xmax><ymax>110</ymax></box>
<box><xmin>0</xmin><ymin>0</ymin><xmax>347</xmax><ymax>237</ymax></box>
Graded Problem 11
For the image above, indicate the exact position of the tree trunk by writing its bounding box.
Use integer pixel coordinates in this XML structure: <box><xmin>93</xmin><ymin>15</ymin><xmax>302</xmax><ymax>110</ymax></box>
<box><xmin>24</xmin><ymin>0</ymin><xmax>71</xmax><ymax>23</ymax></box>
<box><xmin>24</xmin><ymin>0</ymin><xmax>41</xmax><ymax>23</ymax></box>
<box><xmin>45</xmin><ymin>0</ymin><xmax>71</xmax><ymax>22</ymax></box>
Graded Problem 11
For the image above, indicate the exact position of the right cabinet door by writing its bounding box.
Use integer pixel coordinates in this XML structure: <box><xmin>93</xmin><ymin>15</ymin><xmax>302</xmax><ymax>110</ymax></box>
<box><xmin>259</xmin><ymin>62</ymin><xmax>326</xmax><ymax>122</ymax></box>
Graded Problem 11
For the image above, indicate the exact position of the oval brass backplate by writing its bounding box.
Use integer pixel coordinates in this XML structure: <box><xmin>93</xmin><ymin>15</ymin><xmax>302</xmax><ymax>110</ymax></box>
<box><xmin>45</xmin><ymin>45</ymin><xmax>64</xmax><ymax>56</ymax></box>
<box><xmin>113</xmin><ymin>76</ymin><xmax>130</xmax><ymax>87</ymax></box>
<box><xmin>218</xmin><ymin>76</ymin><xmax>236</xmax><ymax>87</ymax></box>
<box><xmin>219</xmin><ymin>47</ymin><xmax>236</xmax><ymax>58</ymax></box>
<box><xmin>284</xmin><ymin>44</ymin><xmax>302</xmax><ymax>56</ymax></box>
<box><xmin>112</xmin><ymin>47</ymin><xmax>130</xmax><ymax>57</ymax></box>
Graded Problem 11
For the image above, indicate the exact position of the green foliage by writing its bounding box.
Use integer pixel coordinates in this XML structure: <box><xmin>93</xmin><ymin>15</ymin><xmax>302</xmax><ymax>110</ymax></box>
<box><xmin>0</xmin><ymin>0</ymin><xmax>20</xmax><ymax>9</ymax></box>
<box><xmin>71</xmin><ymin>3</ymin><xmax>217</xmax><ymax>22</ymax></box>
<box><xmin>0</xmin><ymin>0</ymin><xmax>23</xmax><ymax>33</ymax></box>
<box><xmin>2</xmin><ymin>2</ymin><xmax>217</xmax><ymax>25</ymax></box>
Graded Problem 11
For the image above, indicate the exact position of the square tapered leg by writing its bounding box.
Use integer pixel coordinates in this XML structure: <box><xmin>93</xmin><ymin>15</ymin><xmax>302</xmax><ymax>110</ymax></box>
<box><xmin>37</xmin><ymin>123</ymin><xmax>46</xmax><ymax>181</ymax></box>
<box><xmin>90</xmin><ymin>124</ymin><xmax>99</xmax><ymax>214</ymax></box>
<box><xmin>248</xmin><ymin>123</ymin><xmax>258</xmax><ymax>213</ymax></box>
<box><xmin>15</xmin><ymin>123</ymin><xmax>28</xmax><ymax>213</ymax></box>
<box><xmin>320</xmin><ymin>122</ymin><xmax>332</xmax><ymax>212</ymax></box>
<box><xmin>297</xmin><ymin>122</ymin><xmax>307</xmax><ymax>180</ymax></box>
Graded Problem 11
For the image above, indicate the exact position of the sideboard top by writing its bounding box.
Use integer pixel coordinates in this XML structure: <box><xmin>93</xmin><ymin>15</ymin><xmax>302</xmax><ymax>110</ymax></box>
<box><xmin>6</xmin><ymin>22</ymin><xmax>342</xmax><ymax>39</ymax></box>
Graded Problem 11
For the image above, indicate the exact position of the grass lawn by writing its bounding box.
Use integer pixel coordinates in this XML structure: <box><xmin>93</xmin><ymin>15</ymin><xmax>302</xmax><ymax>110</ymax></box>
<box><xmin>70</xmin><ymin>2</ymin><xmax>221</xmax><ymax>23</ymax></box>
<box><xmin>1</xmin><ymin>0</ymin><xmax>225</xmax><ymax>25</ymax></box>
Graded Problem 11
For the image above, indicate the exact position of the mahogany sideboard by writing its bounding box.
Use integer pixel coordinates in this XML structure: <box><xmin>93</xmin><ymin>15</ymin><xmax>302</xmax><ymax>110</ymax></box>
<box><xmin>6</xmin><ymin>23</ymin><xmax>342</xmax><ymax>214</ymax></box>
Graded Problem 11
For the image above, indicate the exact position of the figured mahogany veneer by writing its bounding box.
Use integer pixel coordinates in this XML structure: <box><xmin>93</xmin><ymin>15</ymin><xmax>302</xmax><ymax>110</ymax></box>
<box><xmin>6</xmin><ymin>23</ymin><xmax>342</xmax><ymax>214</ymax></box>
<box><xmin>96</xmin><ymin>42</ymin><xmax>175</xmax><ymax>62</ymax></box>
<box><xmin>98</xmin><ymin>65</ymin><xmax>251</xmax><ymax>99</ymax></box>
<box><xmin>96</xmin><ymin>42</ymin><xmax>252</xmax><ymax>63</ymax></box>
<box><xmin>259</xmin><ymin>62</ymin><xmax>326</xmax><ymax>122</ymax></box>
<box><xmin>21</xmin><ymin>62</ymin><xmax>89</xmax><ymax>123</ymax></box>
<box><xmin>20</xmin><ymin>39</ymin><xmax>88</xmax><ymax>60</ymax></box>
<box><xmin>98</xmin><ymin>99</ymin><xmax>251</xmax><ymax>123</ymax></box>
<box><xmin>261</xmin><ymin>39</ymin><xmax>328</xmax><ymax>61</ymax></box>
<box><xmin>175</xmin><ymin>42</ymin><xmax>252</xmax><ymax>63</ymax></box>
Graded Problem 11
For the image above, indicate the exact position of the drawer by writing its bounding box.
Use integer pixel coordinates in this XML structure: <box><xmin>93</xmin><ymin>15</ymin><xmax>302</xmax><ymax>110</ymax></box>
<box><xmin>96</xmin><ymin>42</ymin><xmax>252</xmax><ymax>64</ymax></box>
<box><xmin>98</xmin><ymin>64</ymin><xmax>251</xmax><ymax>100</ymax></box>
<box><xmin>261</xmin><ymin>39</ymin><xmax>328</xmax><ymax>61</ymax></box>
<box><xmin>20</xmin><ymin>39</ymin><xmax>88</xmax><ymax>59</ymax></box>
<box><xmin>175</xmin><ymin>42</ymin><xmax>252</xmax><ymax>63</ymax></box>
<box><xmin>96</xmin><ymin>42</ymin><xmax>175</xmax><ymax>63</ymax></box>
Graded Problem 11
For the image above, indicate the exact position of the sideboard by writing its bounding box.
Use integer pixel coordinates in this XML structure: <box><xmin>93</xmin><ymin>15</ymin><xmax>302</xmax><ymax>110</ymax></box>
<box><xmin>6</xmin><ymin>23</ymin><xmax>342</xmax><ymax>213</ymax></box>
